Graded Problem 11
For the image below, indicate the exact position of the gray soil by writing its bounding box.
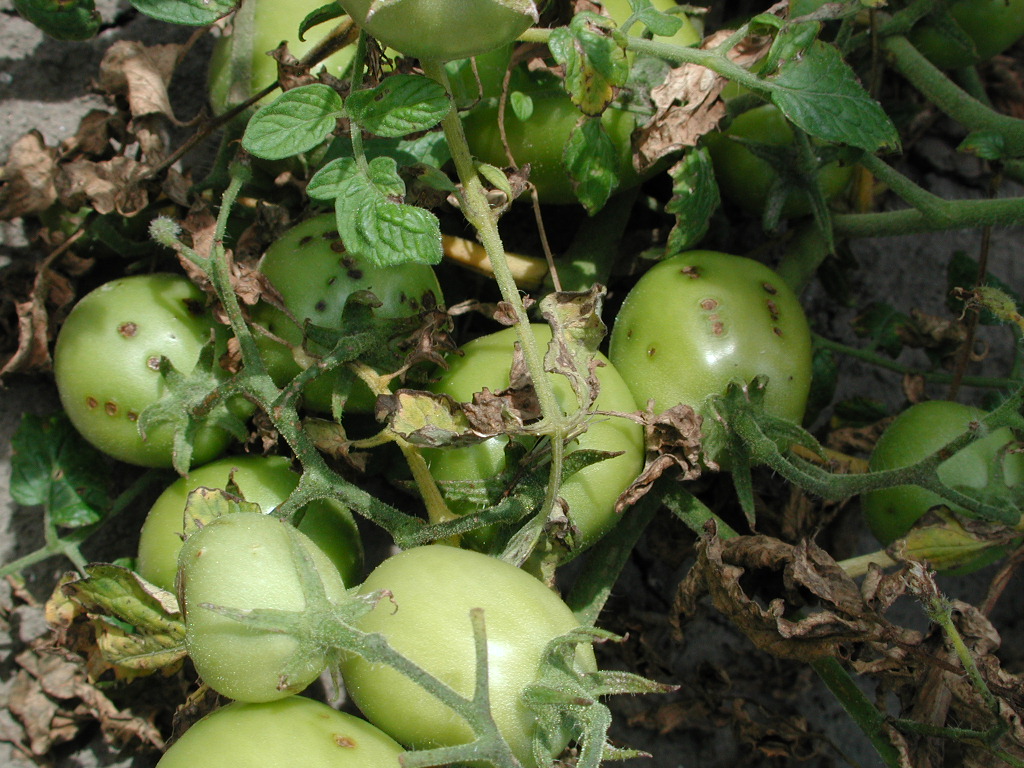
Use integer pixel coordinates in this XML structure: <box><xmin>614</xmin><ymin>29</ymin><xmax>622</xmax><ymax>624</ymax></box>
<box><xmin>2</xmin><ymin>3</ymin><xmax>1023</xmax><ymax>767</ymax></box>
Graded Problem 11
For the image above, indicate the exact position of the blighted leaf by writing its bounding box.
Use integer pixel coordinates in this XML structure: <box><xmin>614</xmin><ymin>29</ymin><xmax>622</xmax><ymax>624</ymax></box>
<box><xmin>13</xmin><ymin>0</ymin><xmax>100</xmax><ymax>40</ymax></box>
<box><xmin>768</xmin><ymin>41</ymin><xmax>899</xmax><ymax>152</ymax></box>
<box><xmin>183</xmin><ymin>486</ymin><xmax>263</xmax><ymax>538</ymax></box>
<box><xmin>538</xmin><ymin>285</ymin><xmax>607</xmax><ymax>414</ymax></box>
<box><xmin>97</xmin><ymin>41</ymin><xmax>181</xmax><ymax>122</ymax></box>
<box><xmin>58</xmin><ymin>564</ymin><xmax>186</xmax><ymax>678</ymax></box>
<box><xmin>345</xmin><ymin>75</ymin><xmax>450</xmax><ymax>137</ymax></box>
<box><xmin>130</xmin><ymin>0</ymin><xmax>236</xmax><ymax>25</ymax></box>
<box><xmin>377</xmin><ymin>390</ymin><xmax>490</xmax><ymax>448</ymax></box>
<box><xmin>548</xmin><ymin>12</ymin><xmax>629</xmax><ymax>115</ymax></box>
<box><xmin>0</xmin><ymin>130</ymin><xmax>59</xmax><ymax>219</ymax></box>
<box><xmin>10</xmin><ymin>413</ymin><xmax>111</xmax><ymax>529</ymax></box>
<box><xmin>242</xmin><ymin>84</ymin><xmax>345</xmax><ymax>160</ymax></box>
<box><xmin>564</xmin><ymin>116</ymin><xmax>621</xmax><ymax>214</ymax></box>
<box><xmin>664</xmin><ymin>146</ymin><xmax>719</xmax><ymax>254</ymax></box>
<box><xmin>57</xmin><ymin>157</ymin><xmax>151</xmax><ymax>216</ymax></box>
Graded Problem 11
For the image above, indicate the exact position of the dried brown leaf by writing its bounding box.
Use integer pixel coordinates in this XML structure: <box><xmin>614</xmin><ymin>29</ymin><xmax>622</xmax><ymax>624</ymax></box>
<box><xmin>97</xmin><ymin>41</ymin><xmax>183</xmax><ymax>123</ymax></box>
<box><xmin>57</xmin><ymin>157</ymin><xmax>150</xmax><ymax>216</ymax></box>
<box><xmin>0</xmin><ymin>130</ymin><xmax>59</xmax><ymax>219</ymax></box>
<box><xmin>60</xmin><ymin>109</ymin><xmax>119</xmax><ymax>158</ymax></box>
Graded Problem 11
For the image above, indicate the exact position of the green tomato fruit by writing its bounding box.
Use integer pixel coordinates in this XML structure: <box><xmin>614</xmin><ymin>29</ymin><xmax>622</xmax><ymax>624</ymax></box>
<box><xmin>704</xmin><ymin>104</ymin><xmax>854</xmax><ymax>220</ymax></box>
<box><xmin>338</xmin><ymin>545</ymin><xmax>597</xmax><ymax>768</ymax></box>
<box><xmin>208</xmin><ymin>0</ymin><xmax>357</xmax><ymax>114</ymax></box>
<box><xmin>609</xmin><ymin>250</ymin><xmax>813</xmax><ymax>441</ymax></box>
<box><xmin>179</xmin><ymin>512</ymin><xmax>348</xmax><ymax>702</ymax></box>
<box><xmin>909</xmin><ymin>0</ymin><xmax>1024</xmax><ymax>70</ymax></box>
<box><xmin>424</xmin><ymin>324</ymin><xmax>644</xmax><ymax>562</ymax></box>
<box><xmin>137</xmin><ymin>455</ymin><xmax>362</xmax><ymax>592</ymax></box>
<box><xmin>862</xmin><ymin>400</ymin><xmax>1024</xmax><ymax>546</ymax></box>
<box><xmin>600</xmin><ymin>0</ymin><xmax>701</xmax><ymax>49</ymax></box>
<box><xmin>462</xmin><ymin>94</ymin><xmax>638</xmax><ymax>205</ymax></box>
<box><xmin>156</xmin><ymin>697</ymin><xmax>404</xmax><ymax>768</ymax></box>
<box><xmin>336</xmin><ymin>0</ymin><xmax>537</xmax><ymax>61</ymax></box>
<box><xmin>251</xmin><ymin>214</ymin><xmax>444</xmax><ymax>414</ymax></box>
<box><xmin>53</xmin><ymin>274</ymin><xmax>245</xmax><ymax>469</ymax></box>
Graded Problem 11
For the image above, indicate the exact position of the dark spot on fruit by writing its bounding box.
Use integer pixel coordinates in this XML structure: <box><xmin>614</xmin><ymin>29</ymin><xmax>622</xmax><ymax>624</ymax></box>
<box><xmin>127</xmin><ymin>411</ymin><xmax>139</xmax><ymax>422</ymax></box>
<box><xmin>299</xmin><ymin>235</ymin><xmax>314</xmax><ymax>247</ymax></box>
<box><xmin>118</xmin><ymin>322</ymin><xmax>138</xmax><ymax>338</ymax></box>
<box><xmin>711</xmin><ymin>319</ymin><xmax>725</xmax><ymax>336</ymax></box>
<box><xmin>183</xmin><ymin>298</ymin><xmax>205</xmax><ymax>316</ymax></box>
<box><xmin>763</xmin><ymin>282</ymin><xmax>778</xmax><ymax>295</ymax></box>
<box><xmin>330</xmin><ymin>240</ymin><xmax>345</xmax><ymax>253</ymax></box>
<box><xmin>86</xmin><ymin>396</ymin><xmax>98</xmax><ymax>409</ymax></box>
<box><xmin>334</xmin><ymin>736</ymin><xmax>357</xmax><ymax>748</ymax></box>
<box><xmin>147</xmin><ymin>356</ymin><xmax>161</xmax><ymax>371</ymax></box>
<box><xmin>682</xmin><ymin>266</ymin><xmax>700</xmax><ymax>278</ymax></box>
<box><xmin>327</xmin><ymin>276</ymin><xmax>337</xmax><ymax>286</ymax></box>
<box><xmin>647</xmin><ymin>346</ymin><xmax>657</xmax><ymax>357</ymax></box>
<box><xmin>323</xmin><ymin>230</ymin><xmax>342</xmax><ymax>241</ymax></box>
<box><xmin>348</xmin><ymin>270</ymin><xmax>363</xmax><ymax>280</ymax></box>
<box><xmin>626</xmin><ymin>329</ymin><xmax>633</xmax><ymax>339</ymax></box>
<box><xmin>104</xmin><ymin>401</ymin><xmax>118</xmax><ymax>416</ymax></box>
<box><xmin>766</xmin><ymin>299</ymin><xmax>779</xmax><ymax>320</ymax></box>
<box><xmin>700</xmin><ymin>298</ymin><xmax>718</xmax><ymax>311</ymax></box>
<box><xmin>773</xmin><ymin>327</ymin><xmax>783</xmax><ymax>336</ymax></box>
<box><xmin>315</xmin><ymin>300</ymin><xmax>328</xmax><ymax>313</ymax></box>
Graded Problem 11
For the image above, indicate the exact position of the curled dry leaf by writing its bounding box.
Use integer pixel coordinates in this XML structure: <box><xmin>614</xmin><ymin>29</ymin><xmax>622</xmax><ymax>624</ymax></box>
<box><xmin>0</xmin><ymin>130</ymin><xmax>59</xmax><ymax>219</ymax></box>
<box><xmin>57</xmin><ymin>157</ymin><xmax>151</xmax><ymax>216</ymax></box>
<box><xmin>97</xmin><ymin>41</ymin><xmax>183</xmax><ymax>124</ymax></box>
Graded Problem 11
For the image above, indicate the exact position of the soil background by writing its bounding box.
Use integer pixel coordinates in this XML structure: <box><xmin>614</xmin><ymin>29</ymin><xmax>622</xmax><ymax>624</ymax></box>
<box><xmin>2</xmin><ymin>3</ymin><xmax>1024</xmax><ymax>767</ymax></box>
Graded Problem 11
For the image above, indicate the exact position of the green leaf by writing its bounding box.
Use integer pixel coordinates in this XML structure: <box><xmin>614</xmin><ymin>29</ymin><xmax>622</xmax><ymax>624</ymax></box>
<box><xmin>61</xmin><ymin>564</ymin><xmax>186</xmax><ymax>677</ymax></box>
<box><xmin>509</xmin><ymin>91</ymin><xmax>534</xmax><ymax>121</ymax></box>
<box><xmin>665</xmin><ymin>147</ymin><xmax>719</xmax><ymax>254</ymax></box>
<box><xmin>324</xmin><ymin>131</ymin><xmax>452</xmax><ymax>169</ymax></box>
<box><xmin>634</xmin><ymin>0</ymin><xmax>684</xmax><ymax>37</ymax></box>
<box><xmin>549</xmin><ymin>13</ymin><xmax>629</xmax><ymax>116</ymax></box>
<box><xmin>298</xmin><ymin>2</ymin><xmax>344</xmax><ymax>41</ymax></box>
<box><xmin>957</xmin><ymin>130</ymin><xmax>1007</xmax><ymax>161</ymax></box>
<box><xmin>345</xmin><ymin>75</ymin><xmax>450</xmax><ymax>138</ymax></box>
<box><xmin>13</xmin><ymin>0</ymin><xmax>100</xmax><ymax>40</ymax></box>
<box><xmin>129</xmin><ymin>0</ymin><xmax>236</xmax><ymax>25</ymax></box>
<box><xmin>326</xmin><ymin>156</ymin><xmax>443</xmax><ymax>267</ymax></box>
<box><xmin>242</xmin><ymin>84</ymin><xmax>344</xmax><ymax>160</ymax></box>
<box><xmin>768</xmin><ymin>41</ymin><xmax>900</xmax><ymax>152</ymax></box>
<box><xmin>564</xmin><ymin>117</ymin><xmax>619</xmax><ymax>214</ymax></box>
<box><xmin>10</xmin><ymin>413</ymin><xmax>111</xmax><ymax>528</ymax></box>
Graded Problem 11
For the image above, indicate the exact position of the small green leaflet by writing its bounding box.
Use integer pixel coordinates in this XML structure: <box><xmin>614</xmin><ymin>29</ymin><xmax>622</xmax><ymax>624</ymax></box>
<box><xmin>14</xmin><ymin>0</ymin><xmax>101</xmax><ymax>40</ymax></box>
<box><xmin>10</xmin><ymin>413</ymin><xmax>111</xmax><ymax>529</ymax></box>
<box><xmin>309</xmin><ymin>156</ymin><xmax>442</xmax><ymax>267</ymax></box>
<box><xmin>345</xmin><ymin>75</ymin><xmax>451</xmax><ymax>138</ymax></box>
<box><xmin>563</xmin><ymin>117</ymin><xmax>620</xmax><ymax>215</ymax></box>
<box><xmin>130</xmin><ymin>0</ymin><xmax>236</xmax><ymax>25</ymax></box>
<box><xmin>768</xmin><ymin>41</ymin><xmax>900</xmax><ymax>153</ymax></box>
<box><xmin>242</xmin><ymin>84</ymin><xmax>345</xmax><ymax>161</ymax></box>
<box><xmin>665</xmin><ymin>147</ymin><xmax>719</xmax><ymax>254</ymax></box>
<box><xmin>631</xmin><ymin>0</ymin><xmax>684</xmax><ymax>37</ymax></box>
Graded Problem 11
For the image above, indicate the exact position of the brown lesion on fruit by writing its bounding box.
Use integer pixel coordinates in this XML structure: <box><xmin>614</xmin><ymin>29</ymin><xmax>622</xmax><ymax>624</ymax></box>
<box><xmin>86</xmin><ymin>396</ymin><xmax>98</xmax><ymax>409</ymax></box>
<box><xmin>709</xmin><ymin>315</ymin><xmax>725</xmax><ymax>336</ymax></box>
<box><xmin>762</xmin><ymin>282</ymin><xmax>778</xmax><ymax>295</ymax></box>
<box><xmin>330</xmin><ymin>240</ymin><xmax>346</xmax><ymax>253</ymax></box>
<box><xmin>773</xmin><ymin>327</ymin><xmax>784</xmax><ymax>336</ymax></box>
<box><xmin>183</xmin><ymin>298</ymin><xmax>205</xmax><ymax>317</ymax></box>
<box><xmin>766</xmin><ymin>299</ymin><xmax>780</xmax><ymax>321</ymax></box>
<box><xmin>127</xmin><ymin>411</ymin><xmax>139</xmax><ymax>422</ymax></box>
<box><xmin>681</xmin><ymin>265</ymin><xmax>701</xmax><ymax>278</ymax></box>
<box><xmin>147</xmin><ymin>356</ymin><xmax>162</xmax><ymax>371</ymax></box>
<box><xmin>104</xmin><ymin>401</ymin><xmax>118</xmax><ymax>416</ymax></box>
<box><xmin>647</xmin><ymin>346</ymin><xmax>657</xmax><ymax>357</ymax></box>
<box><xmin>299</xmin><ymin>235</ymin><xmax>315</xmax><ymax>247</ymax></box>
<box><xmin>700</xmin><ymin>298</ymin><xmax>718</xmax><ymax>311</ymax></box>
<box><xmin>333</xmin><ymin>736</ymin><xmax>357</xmax><ymax>748</ymax></box>
<box><xmin>315</xmin><ymin>300</ymin><xmax>328</xmax><ymax>313</ymax></box>
<box><xmin>323</xmin><ymin>230</ymin><xmax>342</xmax><ymax>242</ymax></box>
<box><xmin>118</xmin><ymin>322</ymin><xmax>138</xmax><ymax>338</ymax></box>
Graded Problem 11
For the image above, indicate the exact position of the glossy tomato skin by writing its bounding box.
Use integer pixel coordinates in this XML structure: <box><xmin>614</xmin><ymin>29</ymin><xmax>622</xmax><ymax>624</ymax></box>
<box><xmin>251</xmin><ymin>214</ymin><xmax>444</xmax><ymax>414</ymax></box>
<box><xmin>336</xmin><ymin>0</ymin><xmax>536</xmax><ymax>61</ymax></box>
<box><xmin>208</xmin><ymin>0</ymin><xmax>356</xmax><ymax>114</ymax></box>
<box><xmin>861</xmin><ymin>400</ymin><xmax>1024</xmax><ymax>545</ymax></box>
<box><xmin>600</xmin><ymin>0</ymin><xmax>701</xmax><ymax>48</ymax></box>
<box><xmin>424</xmin><ymin>324</ymin><xmax>644</xmax><ymax>562</ymax></box>
<box><xmin>337</xmin><ymin>545</ymin><xmax>597</xmax><ymax>768</ymax></box>
<box><xmin>137</xmin><ymin>455</ymin><xmax>362</xmax><ymax>592</ymax></box>
<box><xmin>179</xmin><ymin>512</ymin><xmax>349</xmax><ymax>702</ymax></box>
<box><xmin>704</xmin><ymin>104</ymin><xmax>854</xmax><ymax>220</ymax></box>
<box><xmin>609</xmin><ymin>251</ymin><xmax>813</xmax><ymax>427</ymax></box>
<box><xmin>156</xmin><ymin>697</ymin><xmax>405</xmax><ymax>768</ymax></box>
<box><xmin>53</xmin><ymin>274</ymin><xmax>243</xmax><ymax>468</ymax></box>
<box><xmin>909</xmin><ymin>0</ymin><xmax>1024</xmax><ymax>70</ymax></box>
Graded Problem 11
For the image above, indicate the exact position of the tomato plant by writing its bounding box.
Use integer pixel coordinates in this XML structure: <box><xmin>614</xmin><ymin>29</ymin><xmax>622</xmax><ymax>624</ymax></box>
<box><xmin>337</xmin><ymin>545</ymin><xmax>597</xmax><ymax>768</ymax></box>
<box><xmin>178</xmin><ymin>511</ymin><xmax>348</xmax><ymax>702</ymax></box>
<box><xmin>155</xmin><ymin>696</ymin><xmax>405</xmax><ymax>768</ymax></box>
<box><xmin>861</xmin><ymin>400</ymin><xmax>1024</xmax><ymax>545</ymax></box>
<box><xmin>52</xmin><ymin>274</ymin><xmax>244</xmax><ymax>469</ymax></box>
<box><xmin>423</xmin><ymin>324</ymin><xmax>644</xmax><ymax>561</ymax></box>
<box><xmin>908</xmin><ymin>0</ymin><xmax>1024</xmax><ymax>70</ymax></box>
<box><xmin>251</xmin><ymin>213</ymin><xmax>444</xmax><ymax>413</ymax></box>
<box><xmin>207</xmin><ymin>0</ymin><xmax>357</xmax><ymax>114</ymax></box>
<box><xmin>608</xmin><ymin>250</ymin><xmax>813</xmax><ymax>429</ymax></box>
<box><xmin>703</xmin><ymin>104</ymin><xmax>854</xmax><ymax>221</ymax></box>
<box><xmin>335</xmin><ymin>0</ymin><xmax>537</xmax><ymax>62</ymax></box>
<box><xmin>136</xmin><ymin>455</ymin><xmax>362</xmax><ymax>591</ymax></box>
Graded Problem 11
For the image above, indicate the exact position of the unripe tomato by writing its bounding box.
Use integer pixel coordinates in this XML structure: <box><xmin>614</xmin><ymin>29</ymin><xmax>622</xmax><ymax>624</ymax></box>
<box><xmin>53</xmin><ymin>274</ymin><xmax>244</xmax><ymax>468</ymax></box>
<box><xmin>861</xmin><ymin>400</ymin><xmax>1024</xmax><ymax>545</ymax></box>
<box><xmin>337</xmin><ymin>545</ymin><xmax>597</xmax><ymax>768</ymax></box>
<box><xmin>336</xmin><ymin>0</ymin><xmax>537</xmax><ymax>61</ymax></box>
<box><xmin>137</xmin><ymin>455</ymin><xmax>363</xmax><ymax>592</ymax></box>
<box><xmin>600</xmin><ymin>0</ymin><xmax>701</xmax><ymax>49</ymax></box>
<box><xmin>909</xmin><ymin>0</ymin><xmax>1024</xmax><ymax>70</ymax></box>
<box><xmin>251</xmin><ymin>214</ymin><xmax>444</xmax><ymax>414</ymax></box>
<box><xmin>424</xmin><ymin>324</ymin><xmax>644</xmax><ymax>562</ymax></box>
<box><xmin>179</xmin><ymin>512</ymin><xmax>349</xmax><ymax>702</ymax></box>
<box><xmin>608</xmin><ymin>251</ymin><xmax>813</xmax><ymax>428</ymax></box>
<box><xmin>156</xmin><ymin>697</ymin><xmax>405</xmax><ymax>768</ymax></box>
<box><xmin>208</xmin><ymin>0</ymin><xmax>357</xmax><ymax>114</ymax></box>
<box><xmin>704</xmin><ymin>104</ymin><xmax>854</xmax><ymax>220</ymax></box>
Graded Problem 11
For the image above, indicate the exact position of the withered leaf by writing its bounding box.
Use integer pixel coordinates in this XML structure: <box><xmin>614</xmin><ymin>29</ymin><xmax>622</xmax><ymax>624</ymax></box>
<box><xmin>0</xmin><ymin>130</ymin><xmax>59</xmax><ymax>219</ymax></box>
<box><xmin>57</xmin><ymin>157</ymin><xmax>150</xmax><ymax>216</ymax></box>
<box><xmin>97</xmin><ymin>41</ymin><xmax>183</xmax><ymax>123</ymax></box>
<box><xmin>377</xmin><ymin>389</ymin><xmax>491</xmax><ymax>448</ymax></box>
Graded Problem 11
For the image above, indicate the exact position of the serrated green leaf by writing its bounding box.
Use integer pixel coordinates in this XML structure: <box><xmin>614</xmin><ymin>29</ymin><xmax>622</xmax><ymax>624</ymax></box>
<box><xmin>549</xmin><ymin>13</ymin><xmax>629</xmax><ymax>116</ymax></box>
<box><xmin>635</xmin><ymin>1</ymin><xmax>683</xmax><ymax>37</ymax></box>
<box><xmin>768</xmin><ymin>41</ymin><xmax>899</xmax><ymax>152</ymax></box>
<box><xmin>345</xmin><ymin>75</ymin><xmax>450</xmax><ymax>137</ymax></box>
<box><xmin>332</xmin><ymin>156</ymin><xmax>443</xmax><ymax>267</ymax></box>
<box><xmin>242</xmin><ymin>84</ymin><xmax>344</xmax><ymax>160</ymax></box>
<box><xmin>129</xmin><ymin>0</ymin><xmax>236</xmax><ymax>25</ymax></box>
<box><xmin>564</xmin><ymin>117</ymin><xmax>619</xmax><ymax>214</ymax></box>
<box><xmin>665</xmin><ymin>147</ymin><xmax>719</xmax><ymax>254</ymax></box>
<box><xmin>10</xmin><ymin>413</ymin><xmax>111</xmax><ymax>528</ymax></box>
<box><xmin>14</xmin><ymin>0</ymin><xmax>100</xmax><ymax>40</ymax></box>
